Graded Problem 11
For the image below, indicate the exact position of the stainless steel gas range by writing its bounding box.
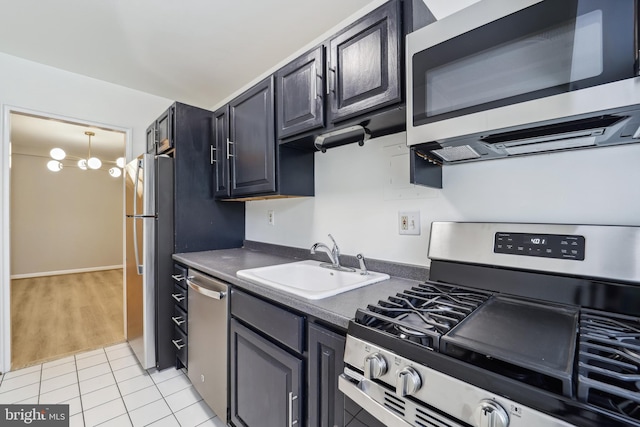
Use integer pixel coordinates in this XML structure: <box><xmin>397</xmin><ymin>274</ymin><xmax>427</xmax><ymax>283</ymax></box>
<box><xmin>339</xmin><ymin>222</ymin><xmax>640</xmax><ymax>427</ymax></box>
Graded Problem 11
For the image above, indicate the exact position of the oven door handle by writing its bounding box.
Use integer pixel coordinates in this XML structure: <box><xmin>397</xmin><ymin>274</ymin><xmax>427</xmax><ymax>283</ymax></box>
<box><xmin>338</xmin><ymin>374</ymin><xmax>412</xmax><ymax>427</ymax></box>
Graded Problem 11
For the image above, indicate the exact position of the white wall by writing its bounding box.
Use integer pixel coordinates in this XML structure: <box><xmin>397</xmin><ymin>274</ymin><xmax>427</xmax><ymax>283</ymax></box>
<box><xmin>0</xmin><ymin>51</ymin><xmax>173</xmax><ymax>371</ymax></box>
<box><xmin>10</xmin><ymin>154</ymin><xmax>123</xmax><ymax>276</ymax></box>
<box><xmin>246</xmin><ymin>133</ymin><xmax>640</xmax><ymax>267</ymax></box>
<box><xmin>0</xmin><ymin>52</ymin><xmax>173</xmax><ymax>157</ymax></box>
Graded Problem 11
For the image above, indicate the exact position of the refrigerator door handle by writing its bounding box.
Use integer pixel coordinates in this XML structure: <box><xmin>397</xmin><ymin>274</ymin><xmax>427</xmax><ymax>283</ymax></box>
<box><xmin>133</xmin><ymin>159</ymin><xmax>143</xmax><ymax>275</ymax></box>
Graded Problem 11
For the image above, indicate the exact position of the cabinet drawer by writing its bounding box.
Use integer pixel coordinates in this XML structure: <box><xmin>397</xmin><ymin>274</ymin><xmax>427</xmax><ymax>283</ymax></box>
<box><xmin>172</xmin><ymin>305</ymin><xmax>188</xmax><ymax>334</ymax></box>
<box><xmin>173</xmin><ymin>326</ymin><xmax>187</xmax><ymax>368</ymax></box>
<box><xmin>173</xmin><ymin>264</ymin><xmax>188</xmax><ymax>289</ymax></box>
<box><xmin>172</xmin><ymin>284</ymin><xmax>187</xmax><ymax>311</ymax></box>
<box><xmin>231</xmin><ymin>289</ymin><xmax>305</xmax><ymax>354</ymax></box>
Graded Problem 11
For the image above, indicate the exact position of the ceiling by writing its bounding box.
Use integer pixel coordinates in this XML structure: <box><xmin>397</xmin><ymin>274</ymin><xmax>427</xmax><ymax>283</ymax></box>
<box><xmin>1</xmin><ymin>0</ymin><xmax>382</xmax><ymax>167</ymax></box>
<box><xmin>0</xmin><ymin>0</ymin><xmax>375</xmax><ymax>109</ymax></box>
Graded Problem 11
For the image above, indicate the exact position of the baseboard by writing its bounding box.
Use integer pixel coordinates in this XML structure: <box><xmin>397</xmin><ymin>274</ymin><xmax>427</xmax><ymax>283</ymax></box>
<box><xmin>10</xmin><ymin>265</ymin><xmax>123</xmax><ymax>280</ymax></box>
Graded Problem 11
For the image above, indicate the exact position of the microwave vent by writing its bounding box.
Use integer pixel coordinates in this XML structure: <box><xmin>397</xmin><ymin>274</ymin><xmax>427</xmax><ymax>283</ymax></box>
<box><xmin>432</xmin><ymin>145</ymin><xmax>481</xmax><ymax>162</ymax></box>
<box><xmin>481</xmin><ymin>115</ymin><xmax>624</xmax><ymax>145</ymax></box>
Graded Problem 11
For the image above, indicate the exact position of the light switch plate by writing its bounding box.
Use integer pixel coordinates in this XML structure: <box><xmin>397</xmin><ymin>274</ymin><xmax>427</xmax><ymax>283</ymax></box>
<box><xmin>399</xmin><ymin>211</ymin><xmax>420</xmax><ymax>235</ymax></box>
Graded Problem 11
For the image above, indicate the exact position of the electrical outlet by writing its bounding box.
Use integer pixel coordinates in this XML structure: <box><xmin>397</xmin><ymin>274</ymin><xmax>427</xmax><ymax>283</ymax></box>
<box><xmin>267</xmin><ymin>210</ymin><xmax>275</xmax><ymax>226</ymax></box>
<box><xmin>399</xmin><ymin>211</ymin><xmax>420</xmax><ymax>235</ymax></box>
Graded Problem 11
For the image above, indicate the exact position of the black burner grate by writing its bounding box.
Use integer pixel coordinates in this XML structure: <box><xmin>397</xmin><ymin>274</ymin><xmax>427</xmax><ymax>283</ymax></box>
<box><xmin>354</xmin><ymin>282</ymin><xmax>491</xmax><ymax>351</ymax></box>
<box><xmin>578</xmin><ymin>309</ymin><xmax>640</xmax><ymax>424</ymax></box>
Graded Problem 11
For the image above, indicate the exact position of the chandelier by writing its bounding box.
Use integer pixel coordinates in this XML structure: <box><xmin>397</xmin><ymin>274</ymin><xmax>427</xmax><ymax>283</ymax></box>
<box><xmin>47</xmin><ymin>131</ymin><xmax>125</xmax><ymax>177</ymax></box>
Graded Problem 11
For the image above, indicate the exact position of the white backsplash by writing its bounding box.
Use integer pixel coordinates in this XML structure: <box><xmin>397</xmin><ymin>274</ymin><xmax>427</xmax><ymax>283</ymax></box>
<box><xmin>246</xmin><ymin>132</ymin><xmax>640</xmax><ymax>267</ymax></box>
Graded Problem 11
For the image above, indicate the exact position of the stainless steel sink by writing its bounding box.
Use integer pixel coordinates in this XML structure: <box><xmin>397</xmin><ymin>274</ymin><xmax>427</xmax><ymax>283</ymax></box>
<box><xmin>236</xmin><ymin>260</ymin><xmax>390</xmax><ymax>300</ymax></box>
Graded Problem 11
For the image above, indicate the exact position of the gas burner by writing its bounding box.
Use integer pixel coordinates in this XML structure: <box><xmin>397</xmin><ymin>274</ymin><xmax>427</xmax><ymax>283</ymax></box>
<box><xmin>623</xmin><ymin>347</ymin><xmax>640</xmax><ymax>365</ymax></box>
<box><xmin>354</xmin><ymin>282</ymin><xmax>492</xmax><ymax>352</ymax></box>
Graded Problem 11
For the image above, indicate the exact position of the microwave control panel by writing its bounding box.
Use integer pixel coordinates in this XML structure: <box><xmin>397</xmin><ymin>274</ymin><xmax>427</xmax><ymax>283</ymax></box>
<box><xmin>494</xmin><ymin>232</ymin><xmax>585</xmax><ymax>260</ymax></box>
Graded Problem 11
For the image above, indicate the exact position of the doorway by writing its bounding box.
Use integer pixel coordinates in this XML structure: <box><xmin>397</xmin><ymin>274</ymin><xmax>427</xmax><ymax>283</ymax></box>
<box><xmin>8</xmin><ymin>111</ymin><xmax>127</xmax><ymax>369</ymax></box>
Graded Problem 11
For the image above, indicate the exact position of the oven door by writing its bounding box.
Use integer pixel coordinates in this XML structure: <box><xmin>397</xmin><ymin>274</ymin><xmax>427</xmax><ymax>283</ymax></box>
<box><xmin>407</xmin><ymin>0</ymin><xmax>639</xmax><ymax>145</ymax></box>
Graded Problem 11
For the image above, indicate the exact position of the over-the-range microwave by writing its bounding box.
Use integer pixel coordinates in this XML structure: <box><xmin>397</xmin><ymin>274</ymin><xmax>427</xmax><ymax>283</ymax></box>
<box><xmin>406</xmin><ymin>0</ymin><xmax>640</xmax><ymax>163</ymax></box>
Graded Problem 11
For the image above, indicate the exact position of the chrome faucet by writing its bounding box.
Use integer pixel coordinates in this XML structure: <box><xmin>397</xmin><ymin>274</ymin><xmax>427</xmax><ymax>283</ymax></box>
<box><xmin>310</xmin><ymin>234</ymin><xmax>341</xmax><ymax>269</ymax></box>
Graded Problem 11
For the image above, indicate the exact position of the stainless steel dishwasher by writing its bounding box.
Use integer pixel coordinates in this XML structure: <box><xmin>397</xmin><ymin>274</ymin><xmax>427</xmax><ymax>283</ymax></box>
<box><xmin>186</xmin><ymin>268</ymin><xmax>229</xmax><ymax>423</ymax></box>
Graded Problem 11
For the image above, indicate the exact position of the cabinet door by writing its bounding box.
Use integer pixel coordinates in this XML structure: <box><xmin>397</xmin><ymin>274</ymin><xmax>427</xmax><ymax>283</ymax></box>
<box><xmin>213</xmin><ymin>105</ymin><xmax>231</xmax><ymax>198</ymax></box>
<box><xmin>230</xmin><ymin>319</ymin><xmax>302</xmax><ymax>427</ymax></box>
<box><xmin>308</xmin><ymin>324</ymin><xmax>346</xmax><ymax>427</ymax></box>
<box><xmin>156</xmin><ymin>106</ymin><xmax>174</xmax><ymax>154</ymax></box>
<box><xmin>328</xmin><ymin>0</ymin><xmax>401</xmax><ymax>123</ymax></box>
<box><xmin>146</xmin><ymin>123</ymin><xmax>156</xmax><ymax>154</ymax></box>
<box><xmin>276</xmin><ymin>46</ymin><xmax>325</xmax><ymax>139</ymax></box>
<box><xmin>229</xmin><ymin>76</ymin><xmax>276</xmax><ymax>197</ymax></box>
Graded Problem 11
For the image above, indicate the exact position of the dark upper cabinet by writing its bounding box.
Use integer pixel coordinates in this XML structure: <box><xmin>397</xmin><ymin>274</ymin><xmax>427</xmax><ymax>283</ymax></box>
<box><xmin>308</xmin><ymin>323</ymin><xmax>346</xmax><ymax>427</ymax></box>
<box><xmin>156</xmin><ymin>107</ymin><xmax>173</xmax><ymax>154</ymax></box>
<box><xmin>328</xmin><ymin>0</ymin><xmax>401</xmax><ymax>124</ymax></box>
<box><xmin>212</xmin><ymin>106</ymin><xmax>231</xmax><ymax>198</ymax></box>
<box><xmin>274</xmin><ymin>0</ymin><xmax>434</xmax><ymax>149</ymax></box>
<box><xmin>276</xmin><ymin>46</ymin><xmax>325</xmax><ymax>139</ymax></box>
<box><xmin>230</xmin><ymin>319</ymin><xmax>303</xmax><ymax>427</ymax></box>
<box><xmin>229</xmin><ymin>76</ymin><xmax>277</xmax><ymax>197</ymax></box>
<box><xmin>146</xmin><ymin>106</ymin><xmax>175</xmax><ymax>155</ymax></box>
<box><xmin>146</xmin><ymin>123</ymin><xmax>156</xmax><ymax>154</ymax></box>
<box><xmin>214</xmin><ymin>77</ymin><xmax>314</xmax><ymax>200</ymax></box>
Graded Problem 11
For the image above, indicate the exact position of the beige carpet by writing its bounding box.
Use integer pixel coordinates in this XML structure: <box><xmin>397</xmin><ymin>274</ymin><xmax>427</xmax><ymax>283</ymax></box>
<box><xmin>10</xmin><ymin>269</ymin><xmax>125</xmax><ymax>370</ymax></box>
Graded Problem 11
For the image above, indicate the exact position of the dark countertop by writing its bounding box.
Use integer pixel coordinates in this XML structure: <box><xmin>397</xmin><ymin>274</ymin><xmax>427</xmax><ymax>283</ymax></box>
<box><xmin>172</xmin><ymin>244</ymin><xmax>429</xmax><ymax>330</ymax></box>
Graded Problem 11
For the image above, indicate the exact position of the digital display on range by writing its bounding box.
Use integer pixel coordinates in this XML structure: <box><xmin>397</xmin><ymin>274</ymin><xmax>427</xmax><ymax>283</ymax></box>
<box><xmin>494</xmin><ymin>232</ymin><xmax>585</xmax><ymax>260</ymax></box>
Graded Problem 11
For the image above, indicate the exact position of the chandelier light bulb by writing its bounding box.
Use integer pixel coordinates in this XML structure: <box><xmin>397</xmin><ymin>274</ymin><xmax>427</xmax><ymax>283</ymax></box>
<box><xmin>50</xmin><ymin>148</ymin><xmax>66</xmax><ymax>160</ymax></box>
<box><xmin>78</xmin><ymin>159</ymin><xmax>88</xmax><ymax>170</ymax></box>
<box><xmin>88</xmin><ymin>157</ymin><xmax>102</xmax><ymax>170</ymax></box>
<box><xmin>47</xmin><ymin>160</ymin><xmax>63</xmax><ymax>172</ymax></box>
<box><xmin>109</xmin><ymin>167</ymin><xmax>122</xmax><ymax>178</ymax></box>
<box><xmin>116</xmin><ymin>157</ymin><xmax>125</xmax><ymax>168</ymax></box>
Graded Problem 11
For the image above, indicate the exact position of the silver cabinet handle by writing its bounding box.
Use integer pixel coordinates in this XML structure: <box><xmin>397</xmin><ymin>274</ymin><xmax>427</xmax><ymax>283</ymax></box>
<box><xmin>172</xmin><ymin>339</ymin><xmax>185</xmax><ymax>350</ymax></box>
<box><xmin>210</xmin><ymin>145</ymin><xmax>216</xmax><ymax>164</ymax></box>
<box><xmin>226</xmin><ymin>138</ymin><xmax>234</xmax><ymax>159</ymax></box>
<box><xmin>187</xmin><ymin>279</ymin><xmax>227</xmax><ymax>300</ymax></box>
<box><xmin>328</xmin><ymin>66</ymin><xmax>336</xmax><ymax>94</ymax></box>
<box><xmin>171</xmin><ymin>274</ymin><xmax>184</xmax><ymax>282</ymax></box>
<box><xmin>171</xmin><ymin>293</ymin><xmax>185</xmax><ymax>302</ymax></box>
<box><xmin>288</xmin><ymin>392</ymin><xmax>298</xmax><ymax>427</ymax></box>
<box><xmin>315</xmin><ymin>73</ymin><xmax>323</xmax><ymax>100</ymax></box>
<box><xmin>172</xmin><ymin>316</ymin><xmax>186</xmax><ymax>326</ymax></box>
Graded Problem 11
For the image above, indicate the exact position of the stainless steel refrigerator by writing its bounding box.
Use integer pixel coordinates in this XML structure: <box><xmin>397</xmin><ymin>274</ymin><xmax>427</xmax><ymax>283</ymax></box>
<box><xmin>125</xmin><ymin>154</ymin><xmax>173</xmax><ymax>369</ymax></box>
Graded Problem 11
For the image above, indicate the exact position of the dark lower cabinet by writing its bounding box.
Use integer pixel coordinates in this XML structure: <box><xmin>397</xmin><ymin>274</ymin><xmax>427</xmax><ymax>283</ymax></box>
<box><xmin>230</xmin><ymin>319</ymin><xmax>303</xmax><ymax>427</ymax></box>
<box><xmin>170</xmin><ymin>263</ymin><xmax>188</xmax><ymax>368</ymax></box>
<box><xmin>308</xmin><ymin>323</ymin><xmax>346</xmax><ymax>427</ymax></box>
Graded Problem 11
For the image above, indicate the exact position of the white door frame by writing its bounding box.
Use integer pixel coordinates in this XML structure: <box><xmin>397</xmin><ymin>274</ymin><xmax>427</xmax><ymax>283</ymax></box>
<box><xmin>0</xmin><ymin>104</ymin><xmax>133</xmax><ymax>373</ymax></box>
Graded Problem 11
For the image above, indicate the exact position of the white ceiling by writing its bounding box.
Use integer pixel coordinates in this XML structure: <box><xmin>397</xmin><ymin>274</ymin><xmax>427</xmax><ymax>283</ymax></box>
<box><xmin>1</xmin><ymin>0</ymin><xmax>380</xmax><ymax>166</ymax></box>
<box><xmin>0</xmin><ymin>0</ymin><xmax>375</xmax><ymax>109</ymax></box>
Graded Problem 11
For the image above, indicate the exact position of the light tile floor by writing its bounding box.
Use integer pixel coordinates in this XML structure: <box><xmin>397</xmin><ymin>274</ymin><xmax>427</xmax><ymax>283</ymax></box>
<box><xmin>0</xmin><ymin>343</ymin><xmax>226</xmax><ymax>427</ymax></box>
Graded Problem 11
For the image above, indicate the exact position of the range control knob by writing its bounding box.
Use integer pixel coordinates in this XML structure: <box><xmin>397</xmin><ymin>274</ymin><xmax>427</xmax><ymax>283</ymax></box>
<box><xmin>363</xmin><ymin>353</ymin><xmax>388</xmax><ymax>379</ymax></box>
<box><xmin>395</xmin><ymin>366</ymin><xmax>422</xmax><ymax>397</ymax></box>
<box><xmin>476</xmin><ymin>399</ymin><xmax>509</xmax><ymax>427</ymax></box>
